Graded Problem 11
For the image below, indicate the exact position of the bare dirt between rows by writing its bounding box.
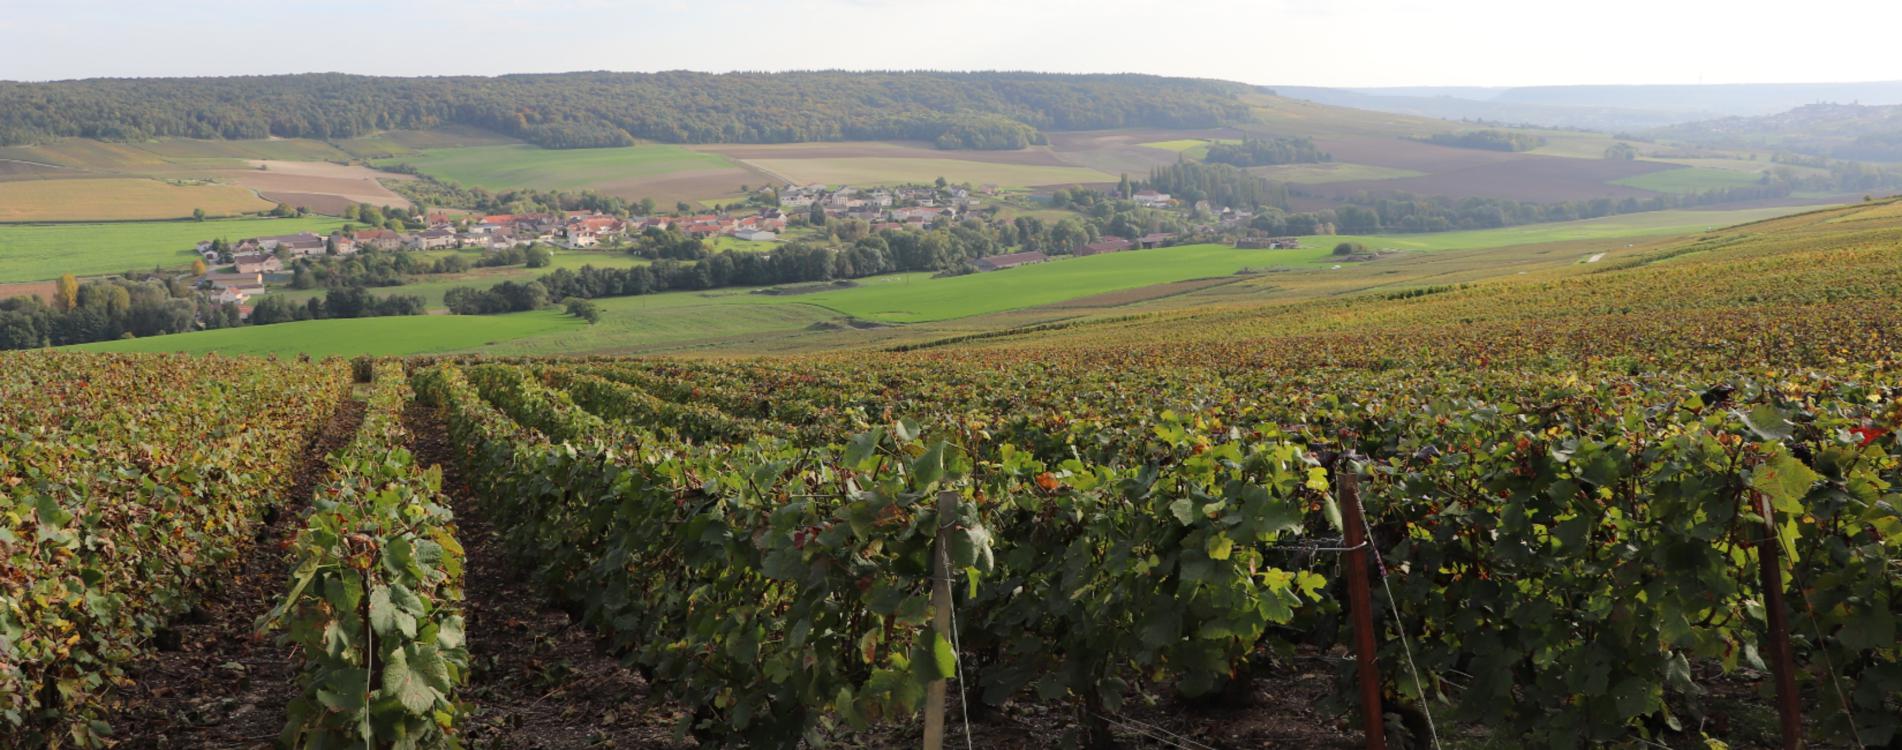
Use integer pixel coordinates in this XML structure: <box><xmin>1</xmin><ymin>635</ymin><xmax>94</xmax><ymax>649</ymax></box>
<box><xmin>401</xmin><ymin>400</ymin><xmax>691</xmax><ymax>749</ymax></box>
<box><xmin>112</xmin><ymin>393</ymin><xmax>369</xmax><ymax>749</ymax></box>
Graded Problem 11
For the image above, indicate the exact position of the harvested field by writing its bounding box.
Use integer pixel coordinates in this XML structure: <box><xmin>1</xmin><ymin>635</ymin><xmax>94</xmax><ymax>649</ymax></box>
<box><xmin>700</xmin><ymin>140</ymin><xmax>1078</xmax><ymax>166</ymax></box>
<box><xmin>1248</xmin><ymin>161</ymin><xmax>1425</xmax><ymax>184</ymax></box>
<box><xmin>0</xmin><ymin>158</ymin><xmax>74</xmax><ymax>178</ymax></box>
<box><xmin>0</xmin><ymin>177</ymin><xmax>272</xmax><ymax>222</ymax></box>
<box><xmin>0</xmin><ymin>280</ymin><xmax>56</xmax><ymax>303</ymax></box>
<box><xmin>738</xmin><ymin>157</ymin><xmax>1110</xmax><ymax>189</ymax></box>
<box><xmin>1045</xmin><ymin>128</ymin><xmax>1246</xmax><ymax>175</ymax></box>
<box><xmin>216</xmin><ymin>160</ymin><xmax>413</xmax><ymax>210</ymax></box>
<box><xmin>1296</xmin><ymin>136</ymin><xmax>1673</xmax><ymax>203</ymax></box>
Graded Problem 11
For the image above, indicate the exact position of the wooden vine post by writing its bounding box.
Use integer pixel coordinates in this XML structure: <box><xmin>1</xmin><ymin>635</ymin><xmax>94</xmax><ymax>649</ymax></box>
<box><xmin>1339</xmin><ymin>467</ymin><xmax>1389</xmax><ymax>750</ymax></box>
<box><xmin>1756</xmin><ymin>493</ymin><xmax>1804</xmax><ymax>749</ymax></box>
<box><xmin>923</xmin><ymin>489</ymin><xmax>958</xmax><ymax>750</ymax></box>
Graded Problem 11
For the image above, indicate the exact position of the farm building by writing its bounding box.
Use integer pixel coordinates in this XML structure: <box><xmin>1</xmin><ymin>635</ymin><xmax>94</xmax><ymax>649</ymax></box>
<box><xmin>974</xmin><ymin>251</ymin><xmax>1048</xmax><ymax>272</ymax></box>
<box><xmin>1132</xmin><ymin>190</ymin><xmax>1172</xmax><ymax>208</ymax></box>
<box><xmin>734</xmin><ymin>230</ymin><xmax>778</xmax><ymax>242</ymax></box>
<box><xmin>1235</xmin><ymin>236</ymin><xmax>1302</xmax><ymax>250</ymax></box>
<box><xmin>1076</xmin><ymin>237</ymin><xmax>1133</xmax><ymax>256</ymax></box>
<box><xmin>1138</xmin><ymin>232</ymin><xmax>1177</xmax><ymax>249</ymax></box>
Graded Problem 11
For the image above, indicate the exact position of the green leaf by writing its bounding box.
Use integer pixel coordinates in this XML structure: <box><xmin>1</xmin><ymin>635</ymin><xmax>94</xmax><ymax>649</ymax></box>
<box><xmin>369</xmin><ymin>585</ymin><xmax>395</xmax><ymax>635</ymax></box>
<box><xmin>381</xmin><ymin>646</ymin><xmax>440</xmax><ymax>715</ymax></box>
<box><xmin>912</xmin><ymin>441</ymin><xmax>946</xmax><ymax>487</ymax></box>
<box><xmin>931</xmin><ymin>631</ymin><xmax>957</xmax><ymax>682</ymax></box>
<box><xmin>1742</xmin><ymin>405</ymin><xmax>1794</xmax><ymax>441</ymax></box>
<box><xmin>844</xmin><ymin>428</ymin><xmax>884</xmax><ymax>468</ymax></box>
<box><xmin>1751</xmin><ymin>451</ymin><xmax>1820</xmax><ymax>515</ymax></box>
<box><xmin>1205</xmin><ymin>532</ymin><xmax>1233</xmax><ymax>561</ymax></box>
<box><xmin>1169</xmin><ymin>497</ymin><xmax>1196</xmax><ymax>526</ymax></box>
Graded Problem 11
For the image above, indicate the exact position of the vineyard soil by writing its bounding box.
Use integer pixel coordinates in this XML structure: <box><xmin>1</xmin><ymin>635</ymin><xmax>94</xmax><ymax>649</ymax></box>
<box><xmin>114</xmin><ymin>395</ymin><xmax>367</xmax><ymax>749</ymax></box>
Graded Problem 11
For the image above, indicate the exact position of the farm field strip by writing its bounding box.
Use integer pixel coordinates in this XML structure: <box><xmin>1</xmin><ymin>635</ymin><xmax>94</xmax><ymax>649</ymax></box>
<box><xmin>0</xmin><ymin>216</ymin><xmax>347</xmax><ymax>283</ymax></box>
<box><xmin>0</xmin><ymin>177</ymin><xmax>274</xmax><ymax>222</ymax></box>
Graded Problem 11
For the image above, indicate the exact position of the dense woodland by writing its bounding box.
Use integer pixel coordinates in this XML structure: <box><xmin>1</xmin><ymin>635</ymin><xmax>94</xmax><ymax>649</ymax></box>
<box><xmin>0</xmin><ymin>71</ymin><xmax>1253</xmax><ymax>150</ymax></box>
<box><xmin>1420</xmin><ymin>129</ymin><xmax>1549</xmax><ymax>152</ymax></box>
<box><xmin>1201</xmin><ymin>136</ymin><xmax>1331</xmax><ymax>166</ymax></box>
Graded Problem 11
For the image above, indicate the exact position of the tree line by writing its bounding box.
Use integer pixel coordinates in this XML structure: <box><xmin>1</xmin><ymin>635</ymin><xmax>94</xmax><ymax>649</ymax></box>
<box><xmin>0</xmin><ymin>273</ymin><xmax>426</xmax><ymax>350</ymax></box>
<box><xmin>1420</xmin><ymin>130</ymin><xmax>1548</xmax><ymax>152</ymax></box>
<box><xmin>0</xmin><ymin>71</ymin><xmax>1252</xmax><ymax>151</ymax></box>
<box><xmin>1202</xmin><ymin>136</ymin><xmax>1331</xmax><ymax>167</ymax></box>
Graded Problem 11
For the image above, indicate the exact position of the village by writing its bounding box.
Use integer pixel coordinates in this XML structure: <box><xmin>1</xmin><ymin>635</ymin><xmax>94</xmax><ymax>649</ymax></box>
<box><xmin>184</xmin><ymin>181</ymin><xmax>1303</xmax><ymax>311</ymax></box>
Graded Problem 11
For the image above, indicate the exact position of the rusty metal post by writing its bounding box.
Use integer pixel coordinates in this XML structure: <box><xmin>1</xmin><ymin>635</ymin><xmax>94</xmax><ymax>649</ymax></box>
<box><xmin>1340</xmin><ymin>468</ymin><xmax>1388</xmax><ymax>750</ymax></box>
<box><xmin>1757</xmin><ymin>494</ymin><xmax>1804</xmax><ymax>749</ymax></box>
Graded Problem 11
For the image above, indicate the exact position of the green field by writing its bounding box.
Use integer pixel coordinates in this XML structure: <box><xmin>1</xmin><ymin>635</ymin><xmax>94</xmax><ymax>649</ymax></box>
<box><xmin>793</xmin><ymin>245</ymin><xmax>1274</xmax><ymax>323</ymax></box>
<box><xmin>375</xmin><ymin>144</ymin><xmax>736</xmax><ymax>191</ymax></box>
<box><xmin>1136</xmin><ymin>138</ymin><xmax>1239</xmax><ymax>159</ymax></box>
<box><xmin>1613</xmin><ymin>166</ymin><xmax>1768</xmax><ymax>193</ymax></box>
<box><xmin>483</xmin><ymin>293</ymin><xmax>841</xmax><ymax>355</ymax></box>
<box><xmin>0</xmin><ymin>216</ymin><xmax>347</xmax><ymax>283</ymax></box>
<box><xmin>70</xmin><ymin>310</ymin><xmax>583</xmax><ymax>357</ymax></box>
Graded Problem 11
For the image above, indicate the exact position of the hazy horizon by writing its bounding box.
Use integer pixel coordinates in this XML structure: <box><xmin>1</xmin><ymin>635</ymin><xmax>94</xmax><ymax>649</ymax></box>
<box><xmin>4</xmin><ymin>0</ymin><xmax>1899</xmax><ymax>88</ymax></box>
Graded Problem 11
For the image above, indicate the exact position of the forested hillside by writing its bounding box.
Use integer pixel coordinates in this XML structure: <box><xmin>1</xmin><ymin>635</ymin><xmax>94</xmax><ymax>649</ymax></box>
<box><xmin>0</xmin><ymin>71</ymin><xmax>1253</xmax><ymax>150</ymax></box>
<box><xmin>1652</xmin><ymin>102</ymin><xmax>1902</xmax><ymax>162</ymax></box>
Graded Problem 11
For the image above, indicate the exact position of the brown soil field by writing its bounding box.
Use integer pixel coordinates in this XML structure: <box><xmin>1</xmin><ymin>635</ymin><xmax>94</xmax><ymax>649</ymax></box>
<box><xmin>1046</xmin><ymin>128</ymin><xmax>1247</xmax><ymax>174</ymax></box>
<box><xmin>595</xmin><ymin>164</ymin><xmax>778</xmax><ymax>203</ymax></box>
<box><xmin>215</xmin><ymin>160</ymin><xmax>413</xmax><ymax>209</ymax></box>
<box><xmin>1298</xmin><ymin>136</ymin><xmax>1674</xmax><ymax>203</ymax></box>
<box><xmin>0</xmin><ymin>281</ymin><xmax>56</xmax><ymax>303</ymax></box>
<box><xmin>0</xmin><ymin>158</ymin><xmax>75</xmax><ymax>178</ymax></box>
<box><xmin>697</xmin><ymin>140</ymin><xmax>1076</xmax><ymax>166</ymax></box>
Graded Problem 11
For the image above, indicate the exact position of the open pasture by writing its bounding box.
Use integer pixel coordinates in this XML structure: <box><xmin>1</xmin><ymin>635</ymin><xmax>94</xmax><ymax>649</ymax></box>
<box><xmin>375</xmin><ymin>143</ymin><xmax>765</xmax><ymax>204</ymax></box>
<box><xmin>0</xmin><ymin>216</ymin><xmax>346</xmax><ymax>282</ymax></box>
<box><xmin>1612</xmin><ymin>165</ymin><xmax>1769</xmax><ymax>193</ymax></box>
<box><xmin>0</xmin><ymin>177</ymin><xmax>273</xmax><ymax>222</ymax></box>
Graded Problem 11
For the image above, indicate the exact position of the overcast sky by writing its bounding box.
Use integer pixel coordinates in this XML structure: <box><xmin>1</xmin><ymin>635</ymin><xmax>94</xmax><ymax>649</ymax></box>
<box><xmin>4</xmin><ymin>0</ymin><xmax>1899</xmax><ymax>87</ymax></box>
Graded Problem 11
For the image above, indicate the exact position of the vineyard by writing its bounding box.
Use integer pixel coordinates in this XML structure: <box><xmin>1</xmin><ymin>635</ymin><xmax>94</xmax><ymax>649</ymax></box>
<box><xmin>3</xmin><ymin>199</ymin><xmax>1901</xmax><ymax>749</ymax></box>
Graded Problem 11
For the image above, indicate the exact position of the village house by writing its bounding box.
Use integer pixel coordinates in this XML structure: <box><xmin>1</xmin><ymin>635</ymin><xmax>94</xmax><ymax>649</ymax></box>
<box><xmin>410</xmin><ymin>228</ymin><xmax>457</xmax><ymax>250</ymax></box>
<box><xmin>215</xmin><ymin>282</ymin><xmax>266</xmax><ymax>305</ymax></box>
<box><xmin>354</xmin><ymin>228</ymin><xmax>403</xmax><ymax>251</ymax></box>
<box><xmin>232</xmin><ymin>252</ymin><xmax>283</xmax><ymax>275</ymax></box>
<box><xmin>734</xmin><ymin>229</ymin><xmax>778</xmax><ymax>242</ymax></box>
<box><xmin>974</xmin><ymin>251</ymin><xmax>1049</xmax><ymax>272</ymax></box>
<box><xmin>1133</xmin><ymin>190</ymin><xmax>1172</xmax><ymax>208</ymax></box>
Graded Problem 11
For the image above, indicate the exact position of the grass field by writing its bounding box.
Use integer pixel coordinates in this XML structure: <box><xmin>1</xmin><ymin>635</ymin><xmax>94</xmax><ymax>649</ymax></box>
<box><xmin>793</xmin><ymin>245</ymin><xmax>1284</xmax><ymax>323</ymax></box>
<box><xmin>483</xmin><ymin>293</ymin><xmax>841</xmax><ymax>355</ymax></box>
<box><xmin>1314</xmin><ymin>205</ymin><xmax>1815</xmax><ymax>255</ymax></box>
<box><xmin>376</xmin><ymin>144</ymin><xmax>738</xmax><ymax>191</ymax></box>
<box><xmin>1612</xmin><ymin>166</ymin><xmax>1768</xmax><ymax>193</ymax></box>
<box><xmin>69</xmin><ymin>310</ymin><xmax>583</xmax><ymax>357</ymax></box>
<box><xmin>0</xmin><ymin>216</ymin><xmax>347</xmax><ymax>283</ymax></box>
<box><xmin>0</xmin><ymin>177</ymin><xmax>273</xmax><ymax>222</ymax></box>
<box><xmin>740</xmin><ymin>157</ymin><xmax>1111</xmax><ymax>189</ymax></box>
<box><xmin>1136</xmin><ymin>138</ymin><xmax>1239</xmax><ymax>159</ymax></box>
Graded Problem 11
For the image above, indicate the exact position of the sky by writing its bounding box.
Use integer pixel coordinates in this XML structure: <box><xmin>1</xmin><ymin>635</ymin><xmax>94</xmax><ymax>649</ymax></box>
<box><xmin>3</xmin><ymin>0</ymin><xmax>1900</xmax><ymax>87</ymax></box>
